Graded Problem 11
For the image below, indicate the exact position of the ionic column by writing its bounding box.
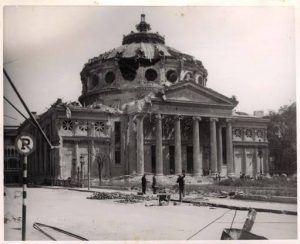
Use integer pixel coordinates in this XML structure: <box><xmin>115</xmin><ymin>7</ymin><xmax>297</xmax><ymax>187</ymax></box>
<box><xmin>193</xmin><ymin>116</ymin><xmax>202</xmax><ymax>176</ymax></box>
<box><xmin>264</xmin><ymin>148</ymin><xmax>270</xmax><ymax>176</ymax></box>
<box><xmin>217</xmin><ymin>124</ymin><xmax>223</xmax><ymax>173</ymax></box>
<box><xmin>136</xmin><ymin>115</ymin><xmax>144</xmax><ymax>175</ymax></box>
<box><xmin>174</xmin><ymin>116</ymin><xmax>182</xmax><ymax>174</ymax></box>
<box><xmin>226</xmin><ymin>119</ymin><xmax>235</xmax><ymax>177</ymax></box>
<box><xmin>155</xmin><ymin>114</ymin><xmax>163</xmax><ymax>175</ymax></box>
<box><xmin>253</xmin><ymin>148</ymin><xmax>258</xmax><ymax>176</ymax></box>
<box><xmin>73</xmin><ymin>142</ymin><xmax>79</xmax><ymax>180</ymax></box>
<box><xmin>90</xmin><ymin>139</ymin><xmax>95</xmax><ymax>175</ymax></box>
<box><xmin>128</xmin><ymin>116</ymin><xmax>136</xmax><ymax>175</ymax></box>
<box><xmin>242</xmin><ymin>147</ymin><xmax>246</xmax><ymax>174</ymax></box>
<box><xmin>210</xmin><ymin>118</ymin><xmax>218</xmax><ymax>175</ymax></box>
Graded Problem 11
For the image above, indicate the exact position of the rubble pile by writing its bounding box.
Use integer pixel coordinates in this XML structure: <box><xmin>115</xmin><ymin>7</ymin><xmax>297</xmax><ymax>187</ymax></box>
<box><xmin>87</xmin><ymin>191</ymin><xmax>155</xmax><ymax>204</ymax></box>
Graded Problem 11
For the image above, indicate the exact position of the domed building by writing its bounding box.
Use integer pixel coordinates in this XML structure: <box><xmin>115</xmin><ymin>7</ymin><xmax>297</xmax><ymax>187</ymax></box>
<box><xmin>20</xmin><ymin>15</ymin><xmax>269</xmax><ymax>185</ymax></box>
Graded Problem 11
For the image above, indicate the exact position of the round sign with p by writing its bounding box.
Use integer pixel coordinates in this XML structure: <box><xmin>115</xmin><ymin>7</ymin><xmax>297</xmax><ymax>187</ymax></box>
<box><xmin>15</xmin><ymin>133</ymin><xmax>36</xmax><ymax>155</ymax></box>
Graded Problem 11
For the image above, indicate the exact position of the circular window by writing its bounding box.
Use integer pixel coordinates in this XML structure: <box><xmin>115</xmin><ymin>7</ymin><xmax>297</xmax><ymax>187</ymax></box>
<box><xmin>257</xmin><ymin>129</ymin><xmax>263</xmax><ymax>138</ymax></box>
<box><xmin>245</xmin><ymin>129</ymin><xmax>252</xmax><ymax>138</ymax></box>
<box><xmin>166</xmin><ymin>70</ymin><xmax>178</xmax><ymax>83</ymax></box>
<box><xmin>79</xmin><ymin>121</ymin><xmax>88</xmax><ymax>131</ymax></box>
<box><xmin>145</xmin><ymin>69</ymin><xmax>158</xmax><ymax>81</ymax></box>
<box><xmin>95</xmin><ymin>121</ymin><xmax>105</xmax><ymax>132</ymax></box>
<box><xmin>234</xmin><ymin>128</ymin><xmax>242</xmax><ymax>138</ymax></box>
<box><xmin>105</xmin><ymin>72</ymin><xmax>115</xmax><ymax>84</ymax></box>
<box><xmin>62</xmin><ymin>120</ymin><xmax>73</xmax><ymax>131</ymax></box>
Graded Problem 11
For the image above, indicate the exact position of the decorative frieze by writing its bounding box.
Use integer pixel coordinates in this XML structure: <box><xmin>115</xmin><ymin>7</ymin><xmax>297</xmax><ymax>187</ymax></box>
<box><xmin>232</xmin><ymin>127</ymin><xmax>268</xmax><ymax>142</ymax></box>
<box><xmin>59</xmin><ymin>119</ymin><xmax>109</xmax><ymax>138</ymax></box>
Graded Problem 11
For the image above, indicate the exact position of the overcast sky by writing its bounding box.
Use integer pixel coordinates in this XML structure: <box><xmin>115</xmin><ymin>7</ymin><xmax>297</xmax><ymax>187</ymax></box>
<box><xmin>3</xmin><ymin>6</ymin><xmax>296</xmax><ymax>126</ymax></box>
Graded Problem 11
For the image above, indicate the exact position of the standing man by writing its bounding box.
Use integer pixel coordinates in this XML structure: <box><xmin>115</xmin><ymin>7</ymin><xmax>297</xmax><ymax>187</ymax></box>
<box><xmin>152</xmin><ymin>174</ymin><xmax>157</xmax><ymax>194</ymax></box>
<box><xmin>141</xmin><ymin>174</ymin><xmax>147</xmax><ymax>194</ymax></box>
<box><xmin>177</xmin><ymin>173</ymin><xmax>186</xmax><ymax>202</ymax></box>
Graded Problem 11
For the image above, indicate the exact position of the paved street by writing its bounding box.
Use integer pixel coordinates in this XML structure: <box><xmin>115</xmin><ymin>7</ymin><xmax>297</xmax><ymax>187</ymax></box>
<box><xmin>4</xmin><ymin>187</ymin><xmax>297</xmax><ymax>240</ymax></box>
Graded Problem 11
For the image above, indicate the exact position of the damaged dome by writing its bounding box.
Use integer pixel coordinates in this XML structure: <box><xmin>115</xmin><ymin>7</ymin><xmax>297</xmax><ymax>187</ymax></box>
<box><xmin>79</xmin><ymin>14</ymin><xmax>208</xmax><ymax>107</ymax></box>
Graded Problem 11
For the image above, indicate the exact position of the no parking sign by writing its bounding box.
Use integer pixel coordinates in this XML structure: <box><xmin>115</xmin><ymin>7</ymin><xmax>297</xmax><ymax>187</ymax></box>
<box><xmin>15</xmin><ymin>133</ymin><xmax>36</xmax><ymax>240</ymax></box>
<box><xmin>15</xmin><ymin>133</ymin><xmax>35</xmax><ymax>156</ymax></box>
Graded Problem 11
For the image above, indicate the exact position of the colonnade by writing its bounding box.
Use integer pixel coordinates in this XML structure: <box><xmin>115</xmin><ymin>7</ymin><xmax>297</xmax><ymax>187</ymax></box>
<box><xmin>136</xmin><ymin>114</ymin><xmax>235</xmax><ymax>177</ymax></box>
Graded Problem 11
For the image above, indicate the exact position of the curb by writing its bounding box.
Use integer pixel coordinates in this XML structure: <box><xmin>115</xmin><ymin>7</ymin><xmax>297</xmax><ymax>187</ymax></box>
<box><xmin>172</xmin><ymin>199</ymin><xmax>297</xmax><ymax>216</ymax></box>
<box><xmin>232</xmin><ymin>194</ymin><xmax>297</xmax><ymax>204</ymax></box>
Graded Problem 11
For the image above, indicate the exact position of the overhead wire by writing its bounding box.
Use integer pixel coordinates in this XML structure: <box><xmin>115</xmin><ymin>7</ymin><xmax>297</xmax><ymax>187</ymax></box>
<box><xmin>4</xmin><ymin>96</ymin><xmax>37</xmax><ymax>128</ymax></box>
<box><xmin>3</xmin><ymin>69</ymin><xmax>56</xmax><ymax>149</ymax></box>
<box><xmin>4</xmin><ymin>114</ymin><xmax>17</xmax><ymax>120</ymax></box>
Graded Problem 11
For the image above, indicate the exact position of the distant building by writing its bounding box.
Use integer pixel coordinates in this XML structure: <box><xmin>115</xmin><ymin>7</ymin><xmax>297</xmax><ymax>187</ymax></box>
<box><xmin>4</xmin><ymin>126</ymin><xmax>22</xmax><ymax>185</ymax></box>
<box><xmin>19</xmin><ymin>15</ymin><xmax>269</xmax><ymax>185</ymax></box>
<box><xmin>253</xmin><ymin>111</ymin><xmax>264</xmax><ymax>117</ymax></box>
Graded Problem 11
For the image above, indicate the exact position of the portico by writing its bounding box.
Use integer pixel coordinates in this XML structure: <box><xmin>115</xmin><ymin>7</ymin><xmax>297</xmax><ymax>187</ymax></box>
<box><xmin>136</xmin><ymin>115</ymin><xmax>235</xmax><ymax>177</ymax></box>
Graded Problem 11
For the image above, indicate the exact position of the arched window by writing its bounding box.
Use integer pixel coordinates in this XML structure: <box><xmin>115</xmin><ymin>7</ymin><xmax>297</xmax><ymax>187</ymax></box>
<box><xmin>197</xmin><ymin>76</ymin><xmax>204</xmax><ymax>85</ymax></box>
<box><xmin>105</xmin><ymin>72</ymin><xmax>116</xmax><ymax>84</ymax></box>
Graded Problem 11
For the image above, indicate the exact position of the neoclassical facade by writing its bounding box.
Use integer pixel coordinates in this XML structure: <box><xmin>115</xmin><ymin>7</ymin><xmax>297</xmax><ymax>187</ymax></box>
<box><xmin>20</xmin><ymin>15</ymin><xmax>269</xmax><ymax>184</ymax></box>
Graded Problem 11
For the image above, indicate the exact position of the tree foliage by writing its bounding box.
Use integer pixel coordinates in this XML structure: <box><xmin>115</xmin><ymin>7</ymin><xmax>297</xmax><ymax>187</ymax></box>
<box><xmin>266</xmin><ymin>102</ymin><xmax>296</xmax><ymax>174</ymax></box>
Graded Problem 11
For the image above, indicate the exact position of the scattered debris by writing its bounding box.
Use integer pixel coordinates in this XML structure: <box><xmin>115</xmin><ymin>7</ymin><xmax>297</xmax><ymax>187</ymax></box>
<box><xmin>145</xmin><ymin>201</ymin><xmax>155</xmax><ymax>207</ymax></box>
<box><xmin>159</xmin><ymin>201</ymin><xmax>169</xmax><ymax>206</ymax></box>
<box><xmin>87</xmin><ymin>191</ymin><xmax>155</xmax><ymax>204</ymax></box>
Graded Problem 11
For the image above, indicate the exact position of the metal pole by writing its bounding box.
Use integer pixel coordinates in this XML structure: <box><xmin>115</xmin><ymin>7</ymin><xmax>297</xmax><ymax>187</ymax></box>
<box><xmin>22</xmin><ymin>155</ymin><xmax>28</xmax><ymax>241</ymax></box>
<box><xmin>88</xmin><ymin>141</ymin><xmax>90</xmax><ymax>190</ymax></box>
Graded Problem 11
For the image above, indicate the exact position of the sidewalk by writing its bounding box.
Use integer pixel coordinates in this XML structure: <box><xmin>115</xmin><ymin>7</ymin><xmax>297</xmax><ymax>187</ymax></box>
<box><xmin>185</xmin><ymin>197</ymin><xmax>297</xmax><ymax>215</ymax></box>
<box><xmin>39</xmin><ymin>185</ymin><xmax>297</xmax><ymax>215</ymax></box>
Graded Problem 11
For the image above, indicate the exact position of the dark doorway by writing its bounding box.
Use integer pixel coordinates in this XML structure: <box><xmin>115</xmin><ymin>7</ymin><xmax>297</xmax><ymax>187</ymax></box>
<box><xmin>151</xmin><ymin>145</ymin><xmax>156</xmax><ymax>173</ymax></box>
<box><xmin>187</xmin><ymin>146</ymin><xmax>193</xmax><ymax>174</ymax></box>
<box><xmin>169</xmin><ymin>146</ymin><xmax>175</xmax><ymax>174</ymax></box>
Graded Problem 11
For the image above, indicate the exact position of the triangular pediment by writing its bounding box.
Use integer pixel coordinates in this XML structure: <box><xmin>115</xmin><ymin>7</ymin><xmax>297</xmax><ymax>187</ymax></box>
<box><xmin>164</xmin><ymin>82</ymin><xmax>237</xmax><ymax>107</ymax></box>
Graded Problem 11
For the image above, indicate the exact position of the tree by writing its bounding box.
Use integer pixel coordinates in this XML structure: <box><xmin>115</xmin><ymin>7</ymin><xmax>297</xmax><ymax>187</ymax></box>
<box><xmin>266</xmin><ymin>102</ymin><xmax>296</xmax><ymax>175</ymax></box>
<box><xmin>95</xmin><ymin>152</ymin><xmax>107</xmax><ymax>185</ymax></box>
